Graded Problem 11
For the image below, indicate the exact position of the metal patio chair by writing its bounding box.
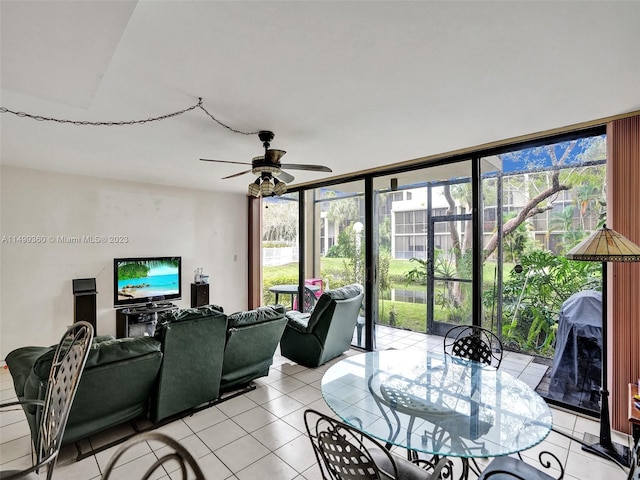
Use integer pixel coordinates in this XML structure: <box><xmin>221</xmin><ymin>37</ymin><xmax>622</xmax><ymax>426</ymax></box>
<box><xmin>304</xmin><ymin>408</ymin><xmax>450</xmax><ymax>479</ymax></box>
<box><xmin>0</xmin><ymin>321</ymin><xmax>93</xmax><ymax>480</ymax></box>
<box><xmin>102</xmin><ymin>431</ymin><xmax>205</xmax><ymax>480</ymax></box>
<box><xmin>293</xmin><ymin>285</ymin><xmax>319</xmax><ymax>313</ymax></box>
<box><xmin>443</xmin><ymin>325</ymin><xmax>503</xmax><ymax>368</ymax></box>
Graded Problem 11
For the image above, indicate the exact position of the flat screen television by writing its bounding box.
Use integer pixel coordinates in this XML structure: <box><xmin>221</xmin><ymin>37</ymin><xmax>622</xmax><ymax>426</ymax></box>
<box><xmin>113</xmin><ymin>256</ymin><xmax>181</xmax><ymax>307</ymax></box>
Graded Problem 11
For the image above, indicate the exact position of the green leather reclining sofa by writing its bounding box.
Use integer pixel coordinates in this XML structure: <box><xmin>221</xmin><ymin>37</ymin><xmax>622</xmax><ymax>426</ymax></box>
<box><xmin>5</xmin><ymin>304</ymin><xmax>287</xmax><ymax>446</ymax></box>
<box><xmin>6</xmin><ymin>335</ymin><xmax>163</xmax><ymax>445</ymax></box>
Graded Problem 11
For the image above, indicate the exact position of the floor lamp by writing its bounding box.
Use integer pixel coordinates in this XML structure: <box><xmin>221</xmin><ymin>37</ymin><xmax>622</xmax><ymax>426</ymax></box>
<box><xmin>566</xmin><ymin>224</ymin><xmax>640</xmax><ymax>467</ymax></box>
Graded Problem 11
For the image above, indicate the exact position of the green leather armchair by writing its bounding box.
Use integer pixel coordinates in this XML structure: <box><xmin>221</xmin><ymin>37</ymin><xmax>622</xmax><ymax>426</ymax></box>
<box><xmin>152</xmin><ymin>305</ymin><xmax>228</xmax><ymax>422</ymax></box>
<box><xmin>221</xmin><ymin>305</ymin><xmax>287</xmax><ymax>391</ymax></box>
<box><xmin>280</xmin><ymin>284</ymin><xmax>364</xmax><ymax>367</ymax></box>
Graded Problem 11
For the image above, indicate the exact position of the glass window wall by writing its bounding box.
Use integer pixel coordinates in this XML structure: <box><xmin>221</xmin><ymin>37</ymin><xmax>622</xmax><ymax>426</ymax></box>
<box><xmin>261</xmin><ymin>193</ymin><xmax>300</xmax><ymax>309</ymax></box>
<box><xmin>257</xmin><ymin>128</ymin><xmax>608</xmax><ymax>417</ymax></box>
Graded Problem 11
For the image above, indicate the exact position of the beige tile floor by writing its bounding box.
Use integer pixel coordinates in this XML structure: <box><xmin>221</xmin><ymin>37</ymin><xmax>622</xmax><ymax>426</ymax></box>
<box><xmin>0</xmin><ymin>326</ymin><xmax>631</xmax><ymax>479</ymax></box>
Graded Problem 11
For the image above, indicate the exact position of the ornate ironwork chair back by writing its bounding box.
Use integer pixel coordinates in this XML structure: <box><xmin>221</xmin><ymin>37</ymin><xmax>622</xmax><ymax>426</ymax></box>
<box><xmin>304</xmin><ymin>409</ymin><xmax>399</xmax><ymax>479</ymax></box>
<box><xmin>102</xmin><ymin>432</ymin><xmax>206</xmax><ymax>480</ymax></box>
<box><xmin>292</xmin><ymin>285</ymin><xmax>319</xmax><ymax>313</ymax></box>
<box><xmin>444</xmin><ymin>325</ymin><xmax>503</xmax><ymax>368</ymax></box>
<box><xmin>38</xmin><ymin>321</ymin><xmax>93</xmax><ymax>478</ymax></box>
<box><xmin>302</xmin><ymin>286</ymin><xmax>318</xmax><ymax>313</ymax></box>
<box><xmin>0</xmin><ymin>321</ymin><xmax>93</xmax><ymax>480</ymax></box>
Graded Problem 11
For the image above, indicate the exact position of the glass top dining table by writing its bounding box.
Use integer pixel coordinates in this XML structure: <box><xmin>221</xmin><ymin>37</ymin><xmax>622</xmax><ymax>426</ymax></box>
<box><xmin>321</xmin><ymin>349</ymin><xmax>553</xmax><ymax>460</ymax></box>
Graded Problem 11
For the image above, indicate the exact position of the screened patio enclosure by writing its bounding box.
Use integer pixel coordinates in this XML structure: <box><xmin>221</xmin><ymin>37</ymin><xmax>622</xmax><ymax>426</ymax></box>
<box><xmin>261</xmin><ymin>129</ymin><xmax>607</xmax><ymax>415</ymax></box>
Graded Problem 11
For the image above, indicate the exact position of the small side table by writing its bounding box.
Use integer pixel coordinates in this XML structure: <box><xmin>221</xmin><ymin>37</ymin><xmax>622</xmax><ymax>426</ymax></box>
<box><xmin>268</xmin><ymin>284</ymin><xmax>320</xmax><ymax>310</ymax></box>
<box><xmin>628</xmin><ymin>383</ymin><xmax>640</xmax><ymax>443</ymax></box>
<box><xmin>191</xmin><ymin>283</ymin><xmax>210</xmax><ymax>308</ymax></box>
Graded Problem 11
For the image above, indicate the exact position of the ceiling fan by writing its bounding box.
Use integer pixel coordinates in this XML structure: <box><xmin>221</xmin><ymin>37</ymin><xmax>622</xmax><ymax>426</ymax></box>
<box><xmin>200</xmin><ymin>131</ymin><xmax>332</xmax><ymax>197</ymax></box>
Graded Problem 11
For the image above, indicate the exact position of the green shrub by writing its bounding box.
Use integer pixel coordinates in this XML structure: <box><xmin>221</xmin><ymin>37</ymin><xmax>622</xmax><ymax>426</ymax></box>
<box><xmin>501</xmin><ymin>249</ymin><xmax>600</xmax><ymax>355</ymax></box>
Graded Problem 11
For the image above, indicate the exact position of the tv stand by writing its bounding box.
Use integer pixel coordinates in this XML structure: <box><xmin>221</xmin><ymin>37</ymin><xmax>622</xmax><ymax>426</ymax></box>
<box><xmin>116</xmin><ymin>303</ymin><xmax>177</xmax><ymax>338</ymax></box>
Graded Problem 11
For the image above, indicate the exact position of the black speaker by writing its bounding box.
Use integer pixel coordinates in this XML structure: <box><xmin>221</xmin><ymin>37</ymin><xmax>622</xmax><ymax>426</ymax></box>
<box><xmin>191</xmin><ymin>283</ymin><xmax>209</xmax><ymax>308</ymax></box>
<box><xmin>73</xmin><ymin>278</ymin><xmax>97</xmax><ymax>330</ymax></box>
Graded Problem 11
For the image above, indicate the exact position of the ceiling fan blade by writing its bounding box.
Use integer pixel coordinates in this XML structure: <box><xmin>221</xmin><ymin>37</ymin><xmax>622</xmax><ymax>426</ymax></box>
<box><xmin>200</xmin><ymin>158</ymin><xmax>252</xmax><ymax>166</ymax></box>
<box><xmin>221</xmin><ymin>169</ymin><xmax>253</xmax><ymax>180</ymax></box>
<box><xmin>277</xmin><ymin>171</ymin><xmax>295</xmax><ymax>183</ymax></box>
<box><xmin>280</xmin><ymin>163</ymin><xmax>332</xmax><ymax>172</ymax></box>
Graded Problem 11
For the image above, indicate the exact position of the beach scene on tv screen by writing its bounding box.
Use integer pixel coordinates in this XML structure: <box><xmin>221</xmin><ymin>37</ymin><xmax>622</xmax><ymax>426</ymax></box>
<box><xmin>117</xmin><ymin>259</ymin><xmax>179</xmax><ymax>301</ymax></box>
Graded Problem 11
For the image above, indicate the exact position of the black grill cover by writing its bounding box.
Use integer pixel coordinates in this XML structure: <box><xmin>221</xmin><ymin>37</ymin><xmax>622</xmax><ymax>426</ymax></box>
<box><xmin>548</xmin><ymin>290</ymin><xmax>602</xmax><ymax>409</ymax></box>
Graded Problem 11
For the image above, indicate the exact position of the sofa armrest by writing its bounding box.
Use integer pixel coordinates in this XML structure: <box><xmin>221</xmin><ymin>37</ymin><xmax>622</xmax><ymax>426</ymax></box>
<box><xmin>285</xmin><ymin>311</ymin><xmax>312</xmax><ymax>333</ymax></box>
<box><xmin>94</xmin><ymin>335</ymin><xmax>116</xmax><ymax>343</ymax></box>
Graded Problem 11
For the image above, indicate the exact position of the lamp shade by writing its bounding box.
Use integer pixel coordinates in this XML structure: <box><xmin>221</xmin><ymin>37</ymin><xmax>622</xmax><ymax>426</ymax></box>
<box><xmin>566</xmin><ymin>225</ymin><xmax>640</xmax><ymax>262</ymax></box>
<box><xmin>247</xmin><ymin>179</ymin><xmax>261</xmax><ymax>197</ymax></box>
<box><xmin>260</xmin><ymin>178</ymin><xmax>274</xmax><ymax>196</ymax></box>
<box><xmin>273</xmin><ymin>178</ymin><xmax>287</xmax><ymax>196</ymax></box>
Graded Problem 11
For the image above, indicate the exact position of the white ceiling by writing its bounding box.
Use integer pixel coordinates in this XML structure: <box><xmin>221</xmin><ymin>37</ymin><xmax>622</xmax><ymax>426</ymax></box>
<box><xmin>2</xmin><ymin>1</ymin><xmax>639</xmax><ymax>194</ymax></box>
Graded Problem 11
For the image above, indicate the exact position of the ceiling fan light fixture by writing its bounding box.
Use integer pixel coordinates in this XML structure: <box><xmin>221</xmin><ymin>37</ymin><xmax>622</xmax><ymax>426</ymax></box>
<box><xmin>252</xmin><ymin>164</ymin><xmax>281</xmax><ymax>176</ymax></box>
<box><xmin>264</xmin><ymin>149</ymin><xmax>287</xmax><ymax>164</ymax></box>
<box><xmin>204</xmin><ymin>130</ymin><xmax>330</xmax><ymax>191</ymax></box>
<box><xmin>273</xmin><ymin>178</ymin><xmax>287</xmax><ymax>196</ymax></box>
<box><xmin>260</xmin><ymin>178</ymin><xmax>274</xmax><ymax>196</ymax></box>
<box><xmin>248</xmin><ymin>178</ymin><xmax>261</xmax><ymax>197</ymax></box>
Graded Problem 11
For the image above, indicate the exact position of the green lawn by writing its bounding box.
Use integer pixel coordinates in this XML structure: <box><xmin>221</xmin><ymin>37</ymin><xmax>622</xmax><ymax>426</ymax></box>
<box><xmin>263</xmin><ymin>257</ymin><xmax>511</xmax><ymax>330</ymax></box>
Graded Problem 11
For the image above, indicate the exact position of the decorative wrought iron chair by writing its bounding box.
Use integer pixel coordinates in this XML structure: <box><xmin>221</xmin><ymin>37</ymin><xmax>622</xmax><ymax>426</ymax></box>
<box><xmin>305</xmin><ymin>277</ymin><xmax>324</xmax><ymax>299</ymax></box>
<box><xmin>0</xmin><ymin>321</ymin><xmax>93</xmax><ymax>480</ymax></box>
<box><xmin>367</xmin><ymin>369</ymin><xmax>490</xmax><ymax>477</ymax></box>
<box><xmin>102</xmin><ymin>431</ymin><xmax>205</xmax><ymax>480</ymax></box>
<box><xmin>304</xmin><ymin>408</ymin><xmax>451</xmax><ymax>479</ymax></box>
<box><xmin>293</xmin><ymin>285</ymin><xmax>319</xmax><ymax>313</ymax></box>
<box><xmin>476</xmin><ymin>454</ymin><xmax>561</xmax><ymax>480</ymax></box>
<box><xmin>474</xmin><ymin>421</ymin><xmax>567</xmax><ymax>480</ymax></box>
<box><xmin>477</xmin><ymin>424</ymin><xmax>632</xmax><ymax>480</ymax></box>
<box><xmin>302</xmin><ymin>285</ymin><xmax>319</xmax><ymax>313</ymax></box>
<box><xmin>443</xmin><ymin>325</ymin><xmax>503</xmax><ymax>368</ymax></box>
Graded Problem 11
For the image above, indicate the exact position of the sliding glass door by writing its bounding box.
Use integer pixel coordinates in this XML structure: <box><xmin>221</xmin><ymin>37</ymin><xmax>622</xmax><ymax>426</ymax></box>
<box><xmin>371</xmin><ymin>161</ymin><xmax>474</xmax><ymax>345</ymax></box>
<box><xmin>427</xmin><ymin>211</ymin><xmax>473</xmax><ymax>336</ymax></box>
<box><xmin>261</xmin><ymin>193</ymin><xmax>300</xmax><ymax>308</ymax></box>
<box><xmin>313</xmin><ymin>181</ymin><xmax>366</xmax><ymax>343</ymax></box>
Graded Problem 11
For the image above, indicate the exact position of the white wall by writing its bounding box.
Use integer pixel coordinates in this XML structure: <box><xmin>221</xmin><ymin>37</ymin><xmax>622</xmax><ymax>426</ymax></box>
<box><xmin>0</xmin><ymin>166</ymin><xmax>248</xmax><ymax>358</ymax></box>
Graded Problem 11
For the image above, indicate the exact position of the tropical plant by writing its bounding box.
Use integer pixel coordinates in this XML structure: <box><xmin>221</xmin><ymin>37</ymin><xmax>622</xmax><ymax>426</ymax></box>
<box><xmin>404</xmin><ymin>256</ymin><xmax>428</xmax><ymax>285</ymax></box>
<box><xmin>404</xmin><ymin>249</ymin><xmax>468</xmax><ymax>312</ymax></box>
<box><xmin>502</xmin><ymin>216</ymin><xmax>533</xmax><ymax>263</ymax></box>
<box><xmin>500</xmin><ymin>249</ymin><xmax>601</xmax><ymax>355</ymax></box>
<box><xmin>378</xmin><ymin>251</ymin><xmax>392</xmax><ymax>321</ymax></box>
<box><xmin>326</xmin><ymin>227</ymin><xmax>356</xmax><ymax>258</ymax></box>
<box><xmin>326</xmin><ymin>195</ymin><xmax>360</xmax><ymax>231</ymax></box>
<box><xmin>117</xmin><ymin>258</ymin><xmax>179</xmax><ymax>280</ymax></box>
<box><xmin>118</xmin><ymin>263</ymin><xmax>149</xmax><ymax>280</ymax></box>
